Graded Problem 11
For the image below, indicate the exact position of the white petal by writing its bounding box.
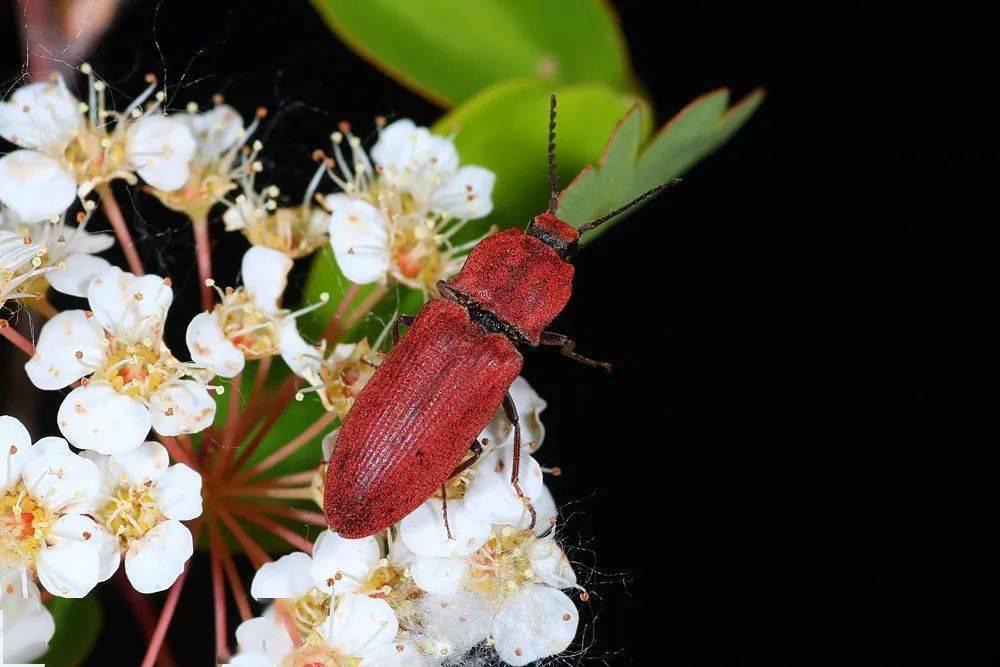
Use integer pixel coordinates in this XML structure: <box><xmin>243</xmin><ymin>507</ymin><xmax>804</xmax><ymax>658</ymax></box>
<box><xmin>359</xmin><ymin>639</ymin><xmax>422</xmax><ymax>666</ymax></box>
<box><xmin>156</xmin><ymin>463</ymin><xmax>204</xmax><ymax>521</ymax></box>
<box><xmin>327</xmin><ymin>195</ymin><xmax>391</xmax><ymax>284</ymax></box>
<box><xmin>491</xmin><ymin>586</ymin><xmax>579</xmax><ymax>666</ymax></box>
<box><xmin>430</xmin><ymin>165</ymin><xmax>495</xmax><ymax>220</ymax></box>
<box><xmin>0</xmin><ymin>150</ymin><xmax>76</xmax><ymax>222</ymax></box>
<box><xmin>0</xmin><ymin>415</ymin><xmax>32</xmax><ymax>491</ymax></box>
<box><xmin>46</xmin><ymin>252</ymin><xmax>111</xmax><ymax>297</ymax></box>
<box><xmin>410</xmin><ymin>555</ymin><xmax>467</xmax><ymax>595</ymax></box>
<box><xmin>22</xmin><ymin>436</ymin><xmax>100</xmax><ymax>512</ymax></box>
<box><xmin>318</xmin><ymin>593</ymin><xmax>397</xmax><ymax>657</ymax></box>
<box><xmin>530</xmin><ymin>484</ymin><xmax>558</xmax><ymax>535</ymax></box>
<box><xmin>309</xmin><ymin>530</ymin><xmax>381</xmax><ymax>594</ymax></box>
<box><xmin>222</xmin><ymin>200</ymin><xmax>252</xmax><ymax>231</ymax></box>
<box><xmin>92</xmin><ymin>525</ymin><xmax>122</xmax><ymax>582</ymax></box>
<box><xmin>0</xmin><ymin>75</ymin><xmax>80</xmax><ymax>150</ymax></box>
<box><xmin>107</xmin><ymin>440</ymin><xmax>169</xmax><ymax>485</ymax></box>
<box><xmin>149</xmin><ymin>380</ymin><xmax>216</xmax><ymax>436</ymax></box>
<box><xmin>484</xmin><ymin>376</ymin><xmax>547</xmax><ymax>451</ymax></box>
<box><xmin>241</xmin><ymin>246</ymin><xmax>292</xmax><ymax>314</ymax></box>
<box><xmin>186</xmin><ymin>311</ymin><xmax>245</xmax><ymax>378</ymax></box>
<box><xmin>190</xmin><ymin>104</ymin><xmax>244</xmax><ymax>157</ymax></box>
<box><xmin>463</xmin><ymin>447</ymin><xmax>544</xmax><ymax>526</ymax></box>
<box><xmin>57</xmin><ymin>383</ymin><xmax>151</xmax><ymax>454</ymax></box>
<box><xmin>234</xmin><ymin>613</ymin><xmax>293</xmax><ymax>662</ymax></box>
<box><xmin>370</xmin><ymin>119</ymin><xmax>418</xmax><ymax>168</ymax></box>
<box><xmin>0</xmin><ymin>579</ymin><xmax>56</xmax><ymax>663</ymax></box>
<box><xmin>66</xmin><ymin>230</ymin><xmax>115</xmax><ymax>254</ymax></box>
<box><xmin>399</xmin><ymin>499</ymin><xmax>490</xmax><ymax>558</ymax></box>
<box><xmin>126</xmin><ymin>114</ymin><xmax>196</xmax><ymax>191</ymax></box>
<box><xmin>87</xmin><ymin>266</ymin><xmax>173</xmax><ymax>338</ymax></box>
<box><xmin>371</xmin><ymin>120</ymin><xmax>458</xmax><ymax>203</ymax></box>
<box><xmin>78</xmin><ymin>449</ymin><xmax>114</xmax><ymax>513</ymax></box>
<box><xmin>415</xmin><ymin>592</ymin><xmax>492</xmax><ymax>658</ymax></box>
<box><xmin>24</xmin><ymin>309</ymin><xmax>103</xmax><ymax>390</ymax></box>
<box><xmin>277</xmin><ymin>317</ymin><xmax>321</xmax><ymax>379</ymax></box>
<box><xmin>321</xmin><ymin>428</ymin><xmax>339</xmax><ymax>462</ymax></box>
<box><xmin>527</xmin><ymin>537</ymin><xmax>576</xmax><ymax>589</ymax></box>
<box><xmin>124</xmin><ymin>519</ymin><xmax>193</xmax><ymax>593</ymax></box>
<box><xmin>36</xmin><ymin>513</ymin><xmax>101</xmax><ymax>598</ymax></box>
<box><xmin>250</xmin><ymin>551</ymin><xmax>314</xmax><ymax>600</ymax></box>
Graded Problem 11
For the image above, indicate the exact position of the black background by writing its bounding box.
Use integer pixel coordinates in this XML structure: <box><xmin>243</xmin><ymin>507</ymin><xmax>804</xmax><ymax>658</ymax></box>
<box><xmin>0</xmin><ymin>1</ymin><xmax>985</xmax><ymax>664</ymax></box>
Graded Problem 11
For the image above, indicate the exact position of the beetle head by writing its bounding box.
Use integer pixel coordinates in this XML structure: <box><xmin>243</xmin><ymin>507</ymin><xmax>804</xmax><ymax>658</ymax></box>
<box><xmin>527</xmin><ymin>211</ymin><xmax>579</xmax><ymax>261</ymax></box>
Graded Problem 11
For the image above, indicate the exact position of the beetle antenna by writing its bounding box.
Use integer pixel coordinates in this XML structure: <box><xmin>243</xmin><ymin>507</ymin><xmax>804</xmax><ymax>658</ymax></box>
<box><xmin>547</xmin><ymin>93</ymin><xmax>559</xmax><ymax>215</ymax></box>
<box><xmin>576</xmin><ymin>179</ymin><xmax>682</xmax><ymax>233</ymax></box>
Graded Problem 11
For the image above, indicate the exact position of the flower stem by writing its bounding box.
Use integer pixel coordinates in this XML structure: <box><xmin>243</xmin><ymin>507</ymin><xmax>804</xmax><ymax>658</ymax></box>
<box><xmin>215</xmin><ymin>505</ymin><xmax>270</xmax><ymax>569</ymax></box>
<box><xmin>229</xmin><ymin>503</ymin><xmax>315</xmax><ymax>554</ymax></box>
<box><xmin>0</xmin><ymin>319</ymin><xmax>34</xmax><ymax>356</ymax></box>
<box><xmin>214</xmin><ymin>527</ymin><xmax>253</xmax><ymax>622</ymax></box>
<box><xmin>234</xmin><ymin>410</ymin><xmax>336</xmax><ymax>483</ymax></box>
<box><xmin>229</xmin><ymin>376</ymin><xmax>299</xmax><ymax>474</ymax></box>
<box><xmin>323</xmin><ymin>284</ymin><xmax>388</xmax><ymax>344</ymax></box>
<box><xmin>191</xmin><ymin>213</ymin><xmax>214</xmax><ymax>311</ymax></box>
<box><xmin>323</xmin><ymin>283</ymin><xmax>361</xmax><ymax>341</ymax></box>
<box><xmin>97</xmin><ymin>183</ymin><xmax>144</xmax><ymax>276</ymax></box>
<box><xmin>208</xmin><ymin>519</ymin><xmax>231</xmax><ymax>663</ymax></box>
<box><xmin>117</xmin><ymin>572</ymin><xmax>177</xmax><ymax>667</ymax></box>
<box><xmin>254</xmin><ymin>503</ymin><xmax>327</xmax><ymax>526</ymax></box>
<box><xmin>140</xmin><ymin>552</ymin><xmax>194</xmax><ymax>667</ymax></box>
<box><xmin>156</xmin><ymin>434</ymin><xmax>196</xmax><ymax>469</ymax></box>
<box><xmin>27</xmin><ymin>296</ymin><xmax>58</xmax><ymax>320</ymax></box>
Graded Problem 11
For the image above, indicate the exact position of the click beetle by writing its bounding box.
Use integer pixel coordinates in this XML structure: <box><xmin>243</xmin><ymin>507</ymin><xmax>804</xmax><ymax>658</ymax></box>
<box><xmin>325</xmin><ymin>96</ymin><xmax>675</xmax><ymax>539</ymax></box>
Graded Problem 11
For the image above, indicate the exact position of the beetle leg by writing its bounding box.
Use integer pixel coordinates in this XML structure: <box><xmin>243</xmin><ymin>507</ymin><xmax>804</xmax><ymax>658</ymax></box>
<box><xmin>539</xmin><ymin>331</ymin><xmax>612</xmax><ymax>373</ymax></box>
<box><xmin>503</xmin><ymin>392</ymin><xmax>537</xmax><ymax>530</ymax></box>
<box><xmin>441</xmin><ymin>482</ymin><xmax>454</xmax><ymax>540</ymax></box>
<box><xmin>391</xmin><ymin>315</ymin><xmax>417</xmax><ymax>346</ymax></box>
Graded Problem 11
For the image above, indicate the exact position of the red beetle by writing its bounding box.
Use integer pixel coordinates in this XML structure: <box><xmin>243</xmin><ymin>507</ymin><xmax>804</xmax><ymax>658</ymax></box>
<box><xmin>324</xmin><ymin>97</ymin><xmax>674</xmax><ymax>538</ymax></box>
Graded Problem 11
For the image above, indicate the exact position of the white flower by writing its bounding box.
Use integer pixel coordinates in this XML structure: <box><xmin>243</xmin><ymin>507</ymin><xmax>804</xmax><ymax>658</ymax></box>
<box><xmin>0</xmin><ymin>71</ymin><xmax>196</xmax><ymax>221</ymax></box>
<box><xmin>0</xmin><ymin>569</ymin><xmax>55</xmax><ymax>663</ymax></box>
<box><xmin>2</xmin><ymin>204</ymin><xmax>113</xmax><ymax>298</ymax></box>
<box><xmin>222</xmin><ymin>149</ymin><xmax>330</xmax><ymax>258</ymax></box>
<box><xmin>399</xmin><ymin>444</ymin><xmax>544</xmax><ymax>560</ymax></box>
<box><xmin>483</xmin><ymin>376</ymin><xmax>548</xmax><ymax>452</ymax></box>
<box><xmin>232</xmin><ymin>595</ymin><xmax>419</xmax><ymax>666</ymax></box>
<box><xmin>0</xmin><ymin>228</ymin><xmax>55</xmax><ymax>307</ymax></box>
<box><xmin>0</xmin><ymin>415</ymin><xmax>104</xmax><ymax>599</ymax></box>
<box><xmin>324</xmin><ymin>119</ymin><xmax>495</xmax><ymax>291</ymax></box>
<box><xmin>277</xmin><ymin>319</ymin><xmax>381</xmax><ymax>418</ymax></box>
<box><xmin>25</xmin><ymin>266</ymin><xmax>217</xmax><ymax>454</ymax></box>
<box><xmin>82</xmin><ymin>441</ymin><xmax>201</xmax><ymax>593</ymax></box>
<box><xmin>186</xmin><ymin>246</ymin><xmax>293</xmax><ymax>378</ymax></box>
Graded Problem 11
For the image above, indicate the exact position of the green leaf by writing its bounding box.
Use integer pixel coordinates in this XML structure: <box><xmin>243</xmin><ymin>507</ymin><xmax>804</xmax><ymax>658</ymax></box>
<box><xmin>434</xmin><ymin>78</ymin><xmax>649</xmax><ymax>245</ymax></box>
<box><xmin>309</xmin><ymin>0</ymin><xmax>634</xmax><ymax>106</ymax></box>
<box><xmin>42</xmin><ymin>596</ymin><xmax>102</xmax><ymax>667</ymax></box>
<box><xmin>558</xmin><ymin>87</ymin><xmax>765</xmax><ymax>243</ymax></box>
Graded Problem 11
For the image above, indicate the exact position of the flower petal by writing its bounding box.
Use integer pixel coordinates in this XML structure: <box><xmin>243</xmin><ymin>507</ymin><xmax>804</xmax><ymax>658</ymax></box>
<box><xmin>327</xmin><ymin>195</ymin><xmax>391</xmax><ymax>284</ymax></box>
<box><xmin>57</xmin><ymin>383</ymin><xmax>151</xmax><ymax>453</ymax></box>
<box><xmin>359</xmin><ymin>639</ymin><xmax>422</xmax><ymax>666</ymax></box>
<box><xmin>371</xmin><ymin>120</ymin><xmax>459</xmax><ymax>204</ymax></box>
<box><xmin>87</xmin><ymin>266</ymin><xmax>173</xmax><ymax>338</ymax></box>
<box><xmin>46</xmin><ymin>251</ymin><xmax>111</xmax><ymax>297</ymax></box>
<box><xmin>430</xmin><ymin>165</ymin><xmax>495</xmax><ymax>220</ymax></box>
<box><xmin>318</xmin><ymin>593</ymin><xmax>398</xmax><ymax>657</ymax></box>
<box><xmin>124</xmin><ymin>519</ymin><xmax>193</xmax><ymax>593</ymax></box>
<box><xmin>241</xmin><ymin>246</ymin><xmax>292</xmax><ymax>314</ymax></box>
<box><xmin>484</xmin><ymin>376</ymin><xmax>546</xmax><ymax>451</ymax></box>
<box><xmin>36</xmin><ymin>513</ymin><xmax>101</xmax><ymax>598</ymax></box>
<box><xmin>399</xmin><ymin>499</ymin><xmax>490</xmax><ymax>558</ymax></box>
<box><xmin>0</xmin><ymin>75</ymin><xmax>80</xmax><ymax>150</ymax></box>
<box><xmin>277</xmin><ymin>317</ymin><xmax>321</xmax><ymax>379</ymax></box>
<box><xmin>321</xmin><ymin>428</ymin><xmax>339</xmax><ymax>462</ymax></box>
<box><xmin>528</xmin><ymin>536</ymin><xmax>577</xmax><ymax>589</ymax></box>
<box><xmin>25</xmin><ymin>309</ymin><xmax>103</xmax><ymax>390</ymax></box>
<box><xmin>107</xmin><ymin>440</ymin><xmax>170</xmax><ymax>485</ymax></box>
<box><xmin>186</xmin><ymin>311</ymin><xmax>245</xmax><ymax>378</ymax></box>
<box><xmin>92</xmin><ymin>525</ymin><xmax>122</xmax><ymax>582</ymax></box>
<box><xmin>22</xmin><ymin>436</ymin><xmax>100</xmax><ymax>512</ymax></box>
<box><xmin>190</xmin><ymin>104</ymin><xmax>244</xmax><ymax>158</ymax></box>
<box><xmin>155</xmin><ymin>463</ymin><xmax>203</xmax><ymax>521</ymax></box>
<box><xmin>415</xmin><ymin>592</ymin><xmax>491</xmax><ymax>659</ymax></box>
<box><xmin>0</xmin><ymin>150</ymin><xmax>76</xmax><ymax>222</ymax></box>
<box><xmin>0</xmin><ymin>577</ymin><xmax>56</xmax><ymax>663</ymax></box>
<box><xmin>0</xmin><ymin>414</ymin><xmax>32</xmax><ymax>492</ymax></box>
<box><xmin>234</xmin><ymin>612</ymin><xmax>293</xmax><ymax>663</ymax></box>
<box><xmin>250</xmin><ymin>551</ymin><xmax>315</xmax><ymax>600</ymax></box>
<box><xmin>149</xmin><ymin>380</ymin><xmax>216</xmax><ymax>436</ymax></box>
<box><xmin>66</xmin><ymin>230</ymin><xmax>115</xmax><ymax>254</ymax></box>
<box><xmin>410</xmin><ymin>555</ymin><xmax>467</xmax><ymax>595</ymax></box>
<box><xmin>309</xmin><ymin>530</ymin><xmax>382</xmax><ymax>594</ymax></box>
<box><xmin>491</xmin><ymin>586</ymin><xmax>579</xmax><ymax>666</ymax></box>
<box><xmin>462</xmin><ymin>447</ymin><xmax>544</xmax><ymax>526</ymax></box>
<box><xmin>126</xmin><ymin>114</ymin><xmax>196</xmax><ymax>191</ymax></box>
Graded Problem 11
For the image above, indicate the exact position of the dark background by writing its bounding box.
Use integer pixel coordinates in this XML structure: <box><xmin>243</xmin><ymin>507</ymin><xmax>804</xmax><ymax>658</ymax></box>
<box><xmin>0</xmin><ymin>1</ymin><xmax>984</xmax><ymax>664</ymax></box>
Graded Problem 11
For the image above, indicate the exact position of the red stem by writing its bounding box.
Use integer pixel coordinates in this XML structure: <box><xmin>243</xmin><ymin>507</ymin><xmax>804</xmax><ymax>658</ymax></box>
<box><xmin>229</xmin><ymin>376</ymin><xmax>299</xmax><ymax>474</ymax></box>
<box><xmin>0</xmin><ymin>320</ymin><xmax>35</xmax><ymax>356</ymax></box>
<box><xmin>229</xmin><ymin>503</ymin><xmax>315</xmax><ymax>554</ymax></box>
<box><xmin>192</xmin><ymin>214</ymin><xmax>214</xmax><ymax>311</ymax></box>
<box><xmin>214</xmin><ymin>527</ymin><xmax>253</xmax><ymax>622</ymax></box>
<box><xmin>234</xmin><ymin>410</ymin><xmax>336</xmax><ymax>483</ymax></box>
<box><xmin>97</xmin><ymin>184</ymin><xmax>144</xmax><ymax>276</ymax></box>
<box><xmin>215</xmin><ymin>505</ymin><xmax>270</xmax><ymax>569</ymax></box>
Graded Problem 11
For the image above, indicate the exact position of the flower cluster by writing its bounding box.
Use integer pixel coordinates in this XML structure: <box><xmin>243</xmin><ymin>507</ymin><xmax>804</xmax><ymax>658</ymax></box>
<box><xmin>233</xmin><ymin>379</ymin><xmax>579</xmax><ymax>667</ymax></box>
<box><xmin>0</xmin><ymin>67</ymin><xmax>584</xmax><ymax>666</ymax></box>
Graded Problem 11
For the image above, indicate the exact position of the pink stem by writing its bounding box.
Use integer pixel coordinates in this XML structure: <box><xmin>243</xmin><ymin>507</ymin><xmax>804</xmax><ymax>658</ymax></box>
<box><xmin>215</xmin><ymin>505</ymin><xmax>270</xmax><ymax>569</ymax></box>
<box><xmin>140</xmin><ymin>553</ymin><xmax>194</xmax><ymax>667</ymax></box>
<box><xmin>214</xmin><ymin>527</ymin><xmax>253</xmax><ymax>622</ymax></box>
<box><xmin>97</xmin><ymin>184</ymin><xmax>144</xmax><ymax>276</ymax></box>
<box><xmin>254</xmin><ymin>503</ymin><xmax>327</xmax><ymax>526</ymax></box>
<box><xmin>229</xmin><ymin>504</ymin><xmax>314</xmax><ymax>554</ymax></box>
<box><xmin>156</xmin><ymin>435</ymin><xmax>196</xmax><ymax>470</ymax></box>
<box><xmin>234</xmin><ymin>410</ymin><xmax>336</xmax><ymax>482</ymax></box>
<box><xmin>208</xmin><ymin>519</ymin><xmax>231</xmax><ymax>662</ymax></box>
<box><xmin>192</xmin><ymin>214</ymin><xmax>214</xmax><ymax>311</ymax></box>
<box><xmin>0</xmin><ymin>320</ymin><xmax>35</xmax><ymax>356</ymax></box>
